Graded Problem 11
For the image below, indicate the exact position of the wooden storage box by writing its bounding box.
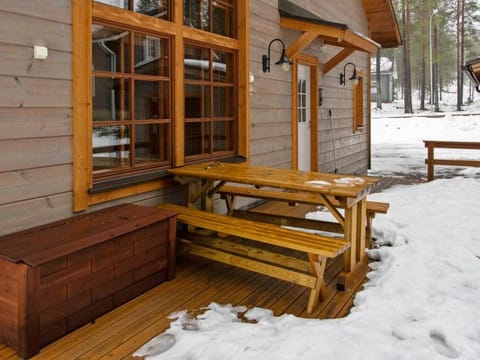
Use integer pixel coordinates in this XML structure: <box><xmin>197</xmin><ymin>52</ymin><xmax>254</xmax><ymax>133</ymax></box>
<box><xmin>0</xmin><ymin>204</ymin><xmax>177</xmax><ymax>358</ymax></box>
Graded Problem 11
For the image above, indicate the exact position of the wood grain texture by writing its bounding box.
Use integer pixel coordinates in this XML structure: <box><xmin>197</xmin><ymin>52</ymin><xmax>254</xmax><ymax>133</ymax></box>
<box><xmin>0</xmin><ymin>137</ymin><xmax>71</xmax><ymax>172</ymax></box>
<box><xmin>0</xmin><ymin>108</ymin><xmax>71</xmax><ymax>140</ymax></box>
<box><xmin>0</xmin><ymin>166</ymin><xmax>72</xmax><ymax>204</ymax></box>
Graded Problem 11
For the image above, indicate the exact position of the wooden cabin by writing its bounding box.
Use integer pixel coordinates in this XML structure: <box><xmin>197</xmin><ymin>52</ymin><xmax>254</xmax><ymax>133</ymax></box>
<box><xmin>0</xmin><ymin>0</ymin><xmax>401</xmax><ymax>236</ymax></box>
<box><xmin>0</xmin><ymin>1</ymin><xmax>401</xmax><ymax>357</ymax></box>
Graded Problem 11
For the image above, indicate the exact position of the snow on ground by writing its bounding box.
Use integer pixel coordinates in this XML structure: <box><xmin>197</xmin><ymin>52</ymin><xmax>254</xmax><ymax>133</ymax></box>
<box><xmin>370</xmin><ymin>92</ymin><xmax>480</xmax><ymax>179</ymax></box>
<box><xmin>134</xmin><ymin>98</ymin><xmax>480</xmax><ymax>360</ymax></box>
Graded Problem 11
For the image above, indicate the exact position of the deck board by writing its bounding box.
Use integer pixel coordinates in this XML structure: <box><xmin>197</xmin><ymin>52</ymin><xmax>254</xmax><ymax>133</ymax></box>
<box><xmin>1</xmin><ymin>202</ymin><xmax>370</xmax><ymax>359</ymax></box>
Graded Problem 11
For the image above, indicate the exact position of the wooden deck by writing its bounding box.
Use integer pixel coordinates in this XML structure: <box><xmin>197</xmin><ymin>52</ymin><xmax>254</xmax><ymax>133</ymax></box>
<box><xmin>0</xmin><ymin>203</ymin><xmax>367</xmax><ymax>360</ymax></box>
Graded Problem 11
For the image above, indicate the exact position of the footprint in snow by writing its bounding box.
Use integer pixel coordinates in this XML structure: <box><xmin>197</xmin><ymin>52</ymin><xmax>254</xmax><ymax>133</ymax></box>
<box><xmin>430</xmin><ymin>330</ymin><xmax>460</xmax><ymax>359</ymax></box>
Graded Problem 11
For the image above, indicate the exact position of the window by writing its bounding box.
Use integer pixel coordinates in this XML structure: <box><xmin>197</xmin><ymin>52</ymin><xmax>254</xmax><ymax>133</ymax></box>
<box><xmin>95</xmin><ymin>0</ymin><xmax>171</xmax><ymax>20</ymax></box>
<box><xmin>92</xmin><ymin>23</ymin><xmax>171</xmax><ymax>180</ymax></box>
<box><xmin>353</xmin><ymin>73</ymin><xmax>364</xmax><ymax>132</ymax></box>
<box><xmin>184</xmin><ymin>0</ymin><xmax>235</xmax><ymax>37</ymax></box>
<box><xmin>184</xmin><ymin>44</ymin><xmax>235</xmax><ymax>159</ymax></box>
<box><xmin>297</xmin><ymin>79</ymin><xmax>307</xmax><ymax>124</ymax></box>
<box><xmin>72</xmin><ymin>1</ymin><xmax>247</xmax><ymax>210</ymax></box>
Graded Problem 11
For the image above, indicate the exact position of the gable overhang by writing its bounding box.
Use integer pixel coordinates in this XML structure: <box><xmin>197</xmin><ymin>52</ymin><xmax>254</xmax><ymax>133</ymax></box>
<box><xmin>362</xmin><ymin>0</ymin><xmax>402</xmax><ymax>48</ymax></box>
<box><xmin>463</xmin><ymin>57</ymin><xmax>480</xmax><ymax>91</ymax></box>
<box><xmin>278</xmin><ymin>1</ymin><xmax>380</xmax><ymax>75</ymax></box>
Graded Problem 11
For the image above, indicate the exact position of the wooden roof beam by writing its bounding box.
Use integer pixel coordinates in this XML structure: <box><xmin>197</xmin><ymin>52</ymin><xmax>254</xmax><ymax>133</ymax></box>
<box><xmin>280</xmin><ymin>16</ymin><xmax>379</xmax><ymax>60</ymax></box>
<box><xmin>323</xmin><ymin>48</ymin><xmax>354</xmax><ymax>75</ymax></box>
<box><xmin>285</xmin><ymin>29</ymin><xmax>322</xmax><ymax>59</ymax></box>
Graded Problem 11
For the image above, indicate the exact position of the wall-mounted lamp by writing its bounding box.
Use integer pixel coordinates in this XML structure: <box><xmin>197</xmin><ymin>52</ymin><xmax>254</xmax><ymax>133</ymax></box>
<box><xmin>339</xmin><ymin>62</ymin><xmax>359</xmax><ymax>86</ymax></box>
<box><xmin>262</xmin><ymin>38</ymin><xmax>291</xmax><ymax>73</ymax></box>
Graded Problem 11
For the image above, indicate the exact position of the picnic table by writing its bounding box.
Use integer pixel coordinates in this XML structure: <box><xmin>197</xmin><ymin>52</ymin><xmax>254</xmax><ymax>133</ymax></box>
<box><xmin>163</xmin><ymin>162</ymin><xmax>381</xmax><ymax>311</ymax></box>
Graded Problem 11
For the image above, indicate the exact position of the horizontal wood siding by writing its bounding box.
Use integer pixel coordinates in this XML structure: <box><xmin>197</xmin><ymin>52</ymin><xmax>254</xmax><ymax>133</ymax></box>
<box><xmin>249</xmin><ymin>0</ymin><xmax>371</xmax><ymax>174</ymax></box>
<box><xmin>0</xmin><ymin>3</ymin><xmax>75</xmax><ymax>235</ymax></box>
<box><xmin>249</xmin><ymin>1</ymin><xmax>293</xmax><ymax>169</ymax></box>
<box><xmin>0</xmin><ymin>0</ymin><xmax>374</xmax><ymax>236</ymax></box>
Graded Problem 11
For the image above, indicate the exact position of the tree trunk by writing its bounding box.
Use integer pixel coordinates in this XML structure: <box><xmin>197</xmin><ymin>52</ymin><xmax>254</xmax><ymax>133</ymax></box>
<box><xmin>434</xmin><ymin>23</ymin><xmax>440</xmax><ymax>112</ymax></box>
<box><xmin>376</xmin><ymin>51</ymin><xmax>382</xmax><ymax>109</ymax></box>
<box><xmin>456</xmin><ymin>0</ymin><xmax>464</xmax><ymax>111</ymax></box>
<box><xmin>420</xmin><ymin>4</ymin><xmax>427</xmax><ymax>110</ymax></box>
<box><xmin>403</xmin><ymin>0</ymin><xmax>413</xmax><ymax>113</ymax></box>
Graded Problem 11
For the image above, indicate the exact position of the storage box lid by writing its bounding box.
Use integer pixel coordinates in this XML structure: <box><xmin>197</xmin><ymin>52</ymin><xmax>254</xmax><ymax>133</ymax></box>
<box><xmin>0</xmin><ymin>204</ymin><xmax>176</xmax><ymax>266</ymax></box>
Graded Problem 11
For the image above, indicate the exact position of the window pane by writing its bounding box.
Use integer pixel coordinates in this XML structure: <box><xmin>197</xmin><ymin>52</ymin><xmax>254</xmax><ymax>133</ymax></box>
<box><xmin>92</xmin><ymin>25</ymin><xmax>130</xmax><ymax>73</ymax></box>
<box><xmin>184</xmin><ymin>0</ymin><xmax>234</xmax><ymax>37</ymax></box>
<box><xmin>135</xmin><ymin>80</ymin><xmax>170</xmax><ymax>120</ymax></box>
<box><xmin>203</xmin><ymin>121</ymin><xmax>211</xmax><ymax>153</ymax></box>
<box><xmin>212</xmin><ymin>3</ymin><xmax>233</xmax><ymax>36</ymax></box>
<box><xmin>135</xmin><ymin>123</ymin><xmax>169</xmax><ymax>164</ymax></box>
<box><xmin>95</xmin><ymin>0</ymin><xmax>171</xmax><ymax>19</ymax></box>
<box><xmin>93</xmin><ymin>78</ymin><xmax>130</xmax><ymax>121</ymax></box>
<box><xmin>185</xmin><ymin>122</ymin><xmax>202</xmax><ymax>156</ymax></box>
<box><xmin>213</xmin><ymin>121</ymin><xmax>233</xmax><ymax>151</ymax></box>
<box><xmin>213</xmin><ymin>87</ymin><xmax>233</xmax><ymax>117</ymax></box>
<box><xmin>185</xmin><ymin>45</ymin><xmax>210</xmax><ymax>81</ymax></box>
<box><xmin>95</xmin><ymin>0</ymin><xmax>128</xmax><ymax>9</ymax></box>
<box><xmin>93</xmin><ymin>125</ymin><xmax>131</xmax><ymax>171</ymax></box>
<box><xmin>185</xmin><ymin>85</ymin><xmax>210</xmax><ymax>118</ymax></box>
<box><xmin>134</xmin><ymin>0</ymin><xmax>171</xmax><ymax>20</ymax></box>
<box><xmin>134</xmin><ymin>34</ymin><xmax>169</xmax><ymax>76</ymax></box>
<box><xmin>184</xmin><ymin>0</ymin><xmax>209</xmax><ymax>31</ymax></box>
<box><xmin>212</xmin><ymin>50</ymin><xmax>232</xmax><ymax>82</ymax></box>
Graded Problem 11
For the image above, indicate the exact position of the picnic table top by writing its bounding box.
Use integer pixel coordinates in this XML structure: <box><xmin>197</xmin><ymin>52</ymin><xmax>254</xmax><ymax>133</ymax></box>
<box><xmin>168</xmin><ymin>161</ymin><xmax>379</xmax><ymax>200</ymax></box>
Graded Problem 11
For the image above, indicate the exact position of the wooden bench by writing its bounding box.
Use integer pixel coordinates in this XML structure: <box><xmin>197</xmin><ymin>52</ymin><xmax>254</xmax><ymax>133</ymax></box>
<box><xmin>424</xmin><ymin>140</ymin><xmax>480</xmax><ymax>181</ymax></box>
<box><xmin>157</xmin><ymin>203</ymin><xmax>350</xmax><ymax>314</ymax></box>
<box><xmin>217</xmin><ymin>185</ymin><xmax>389</xmax><ymax>246</ymax></box>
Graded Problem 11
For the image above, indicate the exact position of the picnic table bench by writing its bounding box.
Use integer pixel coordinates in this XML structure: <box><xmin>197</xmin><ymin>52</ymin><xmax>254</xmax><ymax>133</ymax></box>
<box><xmin>217</xmin><ymin>185</ymin><xmax>389</xmax><ymax>247</ymax></box>
<box><xmin>167</xmin><ymin>162</ymin><xmax>381</xmax><ymax>300</ymax></box>
<box><xmin>158</xmin><ymin>203</ymin><xmax>350</xmax><ymax>314</ymax></box>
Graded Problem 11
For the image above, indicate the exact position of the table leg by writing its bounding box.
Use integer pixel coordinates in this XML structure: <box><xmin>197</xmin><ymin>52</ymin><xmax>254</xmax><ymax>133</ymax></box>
<box><xmin>356</xmin><ymin>199</ymin><xmax>367</xmax><ymax>262</ymax></box>
<box><xmin>343</xmin><ymin>204</ymin><xmax>358</xmax><ymax>273</ymax></box>
<box><xmin>187</xmin><ymin>181</ymin><xmax>214</xmax><ymax>212</ymax></box>
<box><xmin>338</xmin><ymin>201</ymin><xmax>371</xmax><ymax>291</ymax></box>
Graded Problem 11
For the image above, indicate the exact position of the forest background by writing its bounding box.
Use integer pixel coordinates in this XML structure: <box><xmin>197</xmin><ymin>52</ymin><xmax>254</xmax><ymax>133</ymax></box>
<box><xmin>378</xmin><ymin>0</ymin><xmax>480</xmax><ymax>112</ymax></box>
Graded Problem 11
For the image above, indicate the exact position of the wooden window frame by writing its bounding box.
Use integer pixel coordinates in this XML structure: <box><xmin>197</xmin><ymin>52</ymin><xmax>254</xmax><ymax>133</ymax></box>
<box><xmin>72</xmin><ymin>1</ymin><xmax>249</xmax><ymax>211</ymax></box>
<box><xmin>91</xmin><ymin>25</ymin><xmax>173</xmax><ymax>180</ymax></box>
<box><xmin>184</xmin><ymin>44</ymin><xmax>236</xmax><ymax>161</ymax></box>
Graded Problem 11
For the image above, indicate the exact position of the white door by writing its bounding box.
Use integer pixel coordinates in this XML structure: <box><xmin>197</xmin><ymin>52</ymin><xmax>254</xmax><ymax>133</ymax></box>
<box><xmin>297</xmin><ymin>64</ymin><xmax>311</xmax><ymax>171</ymax></box>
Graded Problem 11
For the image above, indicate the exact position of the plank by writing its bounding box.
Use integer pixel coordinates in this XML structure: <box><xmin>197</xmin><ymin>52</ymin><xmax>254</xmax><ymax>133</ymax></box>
<box><xmin>0</xmin><ymin>77</ymin><xmax>71</xmax><ymax>108</ymax></box>
<box><xmin>81</xmin><ymin>261</ymin><xmax>259</xmax><ymax>360</ymax></box>
<box><xmin>0</xmin><ymin>108</ymin><xmax>71</xmax><ymax>140</ymax></box>
<box><xmin>0</xmin><ymin>12</ymin><xmax>71</xmax><ymax>51</ymax></box>
<box><xmin>0</xmin><ymin>137</ymin><xmax>71</xmax><ymax>173</ymax></box>
<box><xmin>178</xmin><ymin>232</ymin><xmax>312</xmax><ymax>273</ymax></box>
<box><xmin>31</xmin><ymin>257</ymin><xmax>239</xmax><ymax>359</ymax></box>
<box><xmin>0</xmin><ymin>166</ymin><xmax>71</xmax><ymax>205</ymax></box>
<box><xmin>0</xmin><ymin>44</ymin><xmax>71</xmax><ymax>80</ymax></box>
<box><xmin>0</xmin><ymin>194</ymin><xmax>73</xmax><ymax>238</ymax></box>
<box><xmin>158</xmin><ymin>204</ymin><xmax>349</xmax><ymax>257</ymax></box>
<box><xmin>0</xmin><ymin>0</ymin><xmax>72</xmax><ymax>23</ymax></box>
<box><xmin>181</xmin><ymin>240</ymin><xmax>317</xmax><ymax>288</ymax></box>
<box><xmin>232</xmin><ymin>209</ymin><xmax>344</xmax><ymax>234</ymax></box>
